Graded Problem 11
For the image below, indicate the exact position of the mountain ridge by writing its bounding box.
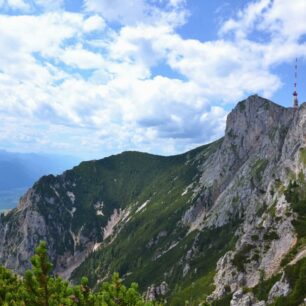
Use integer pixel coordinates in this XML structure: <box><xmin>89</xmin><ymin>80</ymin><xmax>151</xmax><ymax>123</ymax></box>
<box><xmin>1</xmin><ymin>95</ymin><xmax>306</xmax><ymax>305</ymax></box>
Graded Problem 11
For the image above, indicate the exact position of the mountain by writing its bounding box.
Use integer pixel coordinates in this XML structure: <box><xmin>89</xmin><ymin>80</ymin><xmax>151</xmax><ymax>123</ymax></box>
<box><xmin>1</xmin><ymin>95</ymin><xmax>306</xmax><ymax>305</ymax></box>
<box><xmin>0</xmin><ymin>151</ymin><xmax>80</xmax><ymax>211</ymax></box>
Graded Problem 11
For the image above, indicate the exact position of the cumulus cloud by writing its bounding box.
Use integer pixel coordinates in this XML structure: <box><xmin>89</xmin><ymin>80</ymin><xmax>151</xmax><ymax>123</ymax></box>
<box><xmin>7</xmin><ymin>0</ymin><xmax>29</xmax><ymax>10</ymax></box>
<box><xmin>221</xmin><ymin>0</ymin><xmax>306</xmax><ymax>42</ymax></box>
<box><xmin>84</xmin><ymin>0</ymin><xmax>188</xmax><ymax>27</ymax></box>
<box><xmin>59</xmin><ymin>46</ymin><xmax>106</xmax><ymax>70</ymax></box>
<box><xmin>220</xmin><ymin>0</ymin><xmax>306</xmax><ymax>64</ymax></box>
<box><xmin>0</xmin><ymin>0</ymin><xmax>64</xmax><ymax>12</ymax></box>
<box><xmin>0</xmin><ymin>0</ymin><xmax>306</xmax><ymax>158</ymax></box>
<box><xmin>108</xmin><ymin>23</ymin><xmax>282</xmax><ymax>102</ymax></box>
<box><xmin>83</xmin><ymin>15</ymin><xmax>105</xmax><ymax>32</ymax></box>
<box><xmin>84</xmin><ymin>0</ymin><xmax>147</xmax><ymax>25</ymax></box>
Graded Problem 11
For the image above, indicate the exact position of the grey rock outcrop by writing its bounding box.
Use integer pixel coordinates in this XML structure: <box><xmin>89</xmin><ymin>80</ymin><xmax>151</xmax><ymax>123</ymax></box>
<box><xmin>230</xmin><ymin>289</ymin><xmax>255</xmax><ymax>306</ymax></box>
<box><xmin>145</xmin><ymin>281</ymin><xmax>169</xmax><ymax>301</ymax></box>
<box><xmin>267</xmin><ymin>272</ymin><xmax>290</xmax><ymax>303</ymax></box>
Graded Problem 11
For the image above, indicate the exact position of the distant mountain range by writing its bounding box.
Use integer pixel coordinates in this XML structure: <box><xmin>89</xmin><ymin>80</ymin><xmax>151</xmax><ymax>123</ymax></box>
<box><xmin>0</xmin><ymin>150</ymin><xmax>80</xmax><ymax>210</ymax></box>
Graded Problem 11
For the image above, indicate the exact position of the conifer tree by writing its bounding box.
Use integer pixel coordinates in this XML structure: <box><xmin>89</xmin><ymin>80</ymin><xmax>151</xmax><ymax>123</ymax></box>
<box><xmin>0</xmin><ymin>265</ymin><xmax>24</xmax><ymax>305</ymax></box>
<box><xmin>24</xmin><ymin>241</ymin><xmax>53</xmax><ymax>306</ymax></box>
<box><xmin>0</xmin><ymin>241</ymin><xmax>163</xmax><ymax>306</ymax></box>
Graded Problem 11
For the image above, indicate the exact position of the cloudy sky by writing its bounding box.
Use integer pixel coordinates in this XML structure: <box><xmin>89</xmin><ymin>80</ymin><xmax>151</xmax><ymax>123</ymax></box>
<box><xmin>0</xmin><ymin>0</ymin><xmax>306</xmax><ymax>159</ymax></box>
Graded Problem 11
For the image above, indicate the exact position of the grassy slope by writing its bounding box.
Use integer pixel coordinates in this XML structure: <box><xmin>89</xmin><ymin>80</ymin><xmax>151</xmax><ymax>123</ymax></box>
<box><xmin>68</xmin><ymin>139</ymin><xmax>241</xmax><ymax>304</ymax></box>
<box><xmin>29</xmin><ymin>147</ymin><xmax>207</xmax><ymax>253</ymax></box>
<box><xmin>70</xmin><ymin>143</ymin><xmax>213</xmax><ymax>284</ymax></box>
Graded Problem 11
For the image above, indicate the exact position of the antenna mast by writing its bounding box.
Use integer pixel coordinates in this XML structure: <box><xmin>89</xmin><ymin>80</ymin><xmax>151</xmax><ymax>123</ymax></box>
<box><xmin>293</xmin><ymin>58</ymin><xmax>299</xmax><ymax>109</ymax></box>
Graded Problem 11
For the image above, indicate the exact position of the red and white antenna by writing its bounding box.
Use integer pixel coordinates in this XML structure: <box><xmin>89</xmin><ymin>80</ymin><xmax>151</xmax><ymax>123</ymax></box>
<box><xmin>293</xmin><ymin>58</ymin><xmax>299</xmax><ymax>109</ymax></box>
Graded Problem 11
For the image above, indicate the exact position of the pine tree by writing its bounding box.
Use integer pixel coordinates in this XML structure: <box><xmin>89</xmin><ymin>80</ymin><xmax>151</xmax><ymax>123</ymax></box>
<box><xmin>0</xmin><ymin>241</ymin><xmax>163</xmax><ymax>305</ymax></box>
<box><xmin>0</xmin><ymin>265</ymin><xmax>25</xmax><ymax>305</ymax></box>
<box><xmin>95</xmin><ymin>272</ymin><xmax>159</xmax><ymax>306</ymax></box>
<box><xmin>24</xmin><ymin>241</ymin><xmax>53</xmax><ymax>306</ymax></box>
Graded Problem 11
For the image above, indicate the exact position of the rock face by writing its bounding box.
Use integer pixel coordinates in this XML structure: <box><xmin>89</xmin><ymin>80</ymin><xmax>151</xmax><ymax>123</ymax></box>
<box><xmin>1</xmin><ymin>95</ymin><xmax>306</xmax><ymax>305</ymax></box>
<box><xmin>0</xmin><ymin>180</ymin><xmax>96</xmax><ymax>277</ymax></box>
<box><xmin>204</xmin><ymin>97</ymin><xmax>305</xmax><ymax>301</ymax></box>
<box><xmin>145</xmin><ymin>281</ymin><xmax>169</xmax><ymax>301</ymax></box>
<box><xmin>267</xmin><ymin>272</ymin><xmax>290</xmax><ymax>304</ymax></box>
<box><xmin>230</xmin><ymin>289</ymin><xmax>255</xmax><ymax>306</ymax></box>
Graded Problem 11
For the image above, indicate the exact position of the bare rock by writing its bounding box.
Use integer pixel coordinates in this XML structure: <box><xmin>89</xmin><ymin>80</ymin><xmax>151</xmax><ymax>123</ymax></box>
<box><xmin>230</xmin><ymin>289</ymin><xmax>254</xmax><ymax>306</ymax></box>
<box><xmin>145</xmin><ymin>281</ymin><xmax>169</xmax><ymax>301</ymax></box>
<box><xmin>267</xmin><ymin>273</ymin><xmax>290</xmax><ymax>304</ymax></box>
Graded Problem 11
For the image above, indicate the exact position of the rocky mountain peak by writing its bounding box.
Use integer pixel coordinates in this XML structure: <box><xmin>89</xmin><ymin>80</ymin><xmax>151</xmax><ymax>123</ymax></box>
<box><xmin>223</xmin><ymin>95</ymin><xmax>295</xmax><ymax>161</ymax></box>
<box><xmin>226</xmin><ymin>95</ymin><xmax>294</xmax><ymax>139</ymax></box>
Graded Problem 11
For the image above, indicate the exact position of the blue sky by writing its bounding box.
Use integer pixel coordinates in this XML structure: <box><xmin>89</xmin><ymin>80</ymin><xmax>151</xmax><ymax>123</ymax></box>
<box><xmin>0</xmin><ymin>0</ymin><xmax>306</xmax><ymax>160</ymax></box>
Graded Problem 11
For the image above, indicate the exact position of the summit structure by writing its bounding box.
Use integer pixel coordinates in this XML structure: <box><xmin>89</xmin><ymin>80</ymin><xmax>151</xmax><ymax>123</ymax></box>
<box><xmin>293</xmin><ymin>58</ymin><xmax>299</xmax><ymax>109</ymax></box>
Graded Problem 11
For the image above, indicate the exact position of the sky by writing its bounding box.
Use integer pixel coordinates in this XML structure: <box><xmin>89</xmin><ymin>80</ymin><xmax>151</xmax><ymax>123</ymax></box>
<box><xmin>0</xmin><ymin>0</ymin><xmax>306</xmax><ymax>160</ymax></box>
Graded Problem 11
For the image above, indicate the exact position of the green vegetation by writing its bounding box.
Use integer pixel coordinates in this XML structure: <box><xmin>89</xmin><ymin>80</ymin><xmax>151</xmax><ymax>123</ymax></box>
<box><xmin>299</xmin><ymin>148</ymin><xmax>306</xmax><ymax>167</ymax></box>
<box><xmin>211</xmin><ymin>294</ymin><xmax>232</xmax><ymax>306</ymax></box>
<box><xmin>238</xmin><ymin>101</ymin><xmax>246</xmax><ymax>112</ymax></box>
<box><xmin>250</xmin><ymin>159</ymin><xmax>268</xmax><ymax>182</ymax></box>
<box><xmin>268</xmin><ymin>127</ymin><xmax>277</xmax><ymax>141</ymax></box>
<box><xmin>256</xmin><ymin>201</ymin><xmax>267</xmax><ymax>217</ymax></box>
<box><xmin>0</xmin><ymin>241</ymin><xmax>161</xmax><ymax>306</ymax></box>
<box><xmin>251</xmin><ymin>234</ymin><xmax>259</xmax><ymax>241</ymax></box>
<box><xmin>22</xmin><ymin>141</ymin><xmax>219</xmax><ymax>259</ymax></box>
<box><xmin>64</xmin><ymin>141</ymin><xmax>234</xmax><ymax>303</ymax></box>
<box><xmin>267</xmin><ymin>203</ymin><xmax>277</xmax><ymax>218</ymax></box>
<box><xmin>169</xmin><ymin>271</ymin><xmax>215</xmax><ymax>306</ymax></box>
<box><xmin>272</xmin><ymin>258</ymin><xmax>306</xmax><ymax>306</ymax></box>
<box><xmin>0</xmin><ymin>265</ymin><xmax>23</xmax><ymax>305</ymax></box>
<box><xmin>263</xmin><ymin>99</ymin><xmax>271</xmax><ymax>110</ymax></box>
<box><xmin>168</xmin><ymin>221</ymin><xmax>239</xmax><ymax>305</ymax></box>
<box><xmin>258</xmin><ymin>175</ymin><xmax>306</xmax><ymax>305</ymax></box>
<box><xmin>284</xmin><ymin>177</ymin><xmax>306</xmax><ymax>255</ymax></box>
<box><xmin>263</xmin><ymin>230</ymin><xmax>279</xmax><ymax>242</ymax></box>
<box><xmin>232</xmin><ymin>244</ymin><xmax>253</xmax><ymax>272</ymax></box>
<box><xmin>252</xmin><ymin>271</ymin><xmax>281</xmax><ymax>301</ymax></box>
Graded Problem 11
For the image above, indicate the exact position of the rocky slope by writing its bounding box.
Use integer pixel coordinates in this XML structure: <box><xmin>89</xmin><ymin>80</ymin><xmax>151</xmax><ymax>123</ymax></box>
<box><xmin>1</xmin><ymin>95</ymin><xmax>306</xmax><ymax>305</ymax></box>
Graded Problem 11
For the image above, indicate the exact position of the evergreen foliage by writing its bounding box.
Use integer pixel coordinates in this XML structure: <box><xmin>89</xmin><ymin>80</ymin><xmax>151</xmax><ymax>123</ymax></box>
<box><xmin>0</xmin><ymin>241</ymin><xmax>161</xmax><ymax>306</ymax></box>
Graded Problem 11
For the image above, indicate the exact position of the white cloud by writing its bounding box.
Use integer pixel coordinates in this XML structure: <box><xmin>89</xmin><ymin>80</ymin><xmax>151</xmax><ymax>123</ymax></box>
<box><xmin>220</xmin><ymin>0</ymin><xmax>272</xmax><ymax>38</ymax></box>
<box><xmin>7</xmin><ymin>0</ymin><xmax>29</xmax><ymax>10</ymax></box>
<box><xmin>84</xmin><ymin>0</ymin><xmax>147</xmax><ymax>25</ymax></box>
<box><xmin>168</xmin><ymin>0</ymin><xmax>186</xmax><ymax>8</ymax></box>
<box><xmin>221</xmin><ymin>0</ymin><xmax>306</xmax><ymax>42</ymax></box>
<box><xmin>220</xmin><ymin>0</ymin><xmax>306</xmax><ymax>64</ymax></box>
<box><xmin>83</xmin><ymin>15</ymin><xmax>105</xmax><ymax>32</ymax></box>
<box><xmin>0</xmin><ymin>0</ymin><xmax>64</xmax><ymax>12</ymax></box>
<box><xmin>108</xmin><ymin>23</ymin><xmax>281</xmax><ymax>102</ymax></box>
<box><xmin>0</xmin><ymin>0</ymin><xmax>30</xmax><ymax>11</ymax></box>
<box><xmin>262</xmin><ymin>0</ymin><xmax>306</xmax><ymax>40</ymax></box>
<box><xmin>0</xmin><ymin>13</ymin><xmax>85</xmax><ymax>58</ymax></box>
<box><xmin>1</xmin><ymin>0</ymin><xmax>306</xmax><ymax>158</ymax></box>
<box><xmin>59</xmin><ymin>46</ymin><xmax>106</xmax><ymax>70</ymax></box>
<box><xmin>84</xmin><ymin>0</ymin><xmax>187</xmax><ymax>27</ymax></box>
